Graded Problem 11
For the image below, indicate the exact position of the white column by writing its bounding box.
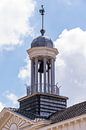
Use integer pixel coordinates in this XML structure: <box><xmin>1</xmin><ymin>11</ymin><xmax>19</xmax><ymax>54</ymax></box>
<box><xmin>51</xmin><ymin>58</ymin><xmax>55</xmax><ymax>94</ymax></box>
<box><xmin>33</xmin><ymin>60</ymin><xmax>35</xmax><ymax>92</ymax></box>
<box><xmin>48</xmin><ymin>69</ymin><xmax>50</xmax><ymax>93</ymax></box>
<box><xmin>35</xmin><ymin>58</ymin><xmax>38</xmax><ymax>93</ymax></box>
<box><xmin>40</xmin><ymin>72</ymin><xmax>42</xmax><ymax>93</ymax></box>
<box><xmin>50</xmin><ymin>66</ymin><xmax>51</xmax><ymax>93</ymax></box>
<box><xmin>31</xmin><ymin>59</ymin><xmax>34</xmax><ymax>94</ymax></box>
<box><xmin>44</xmin><ymin>57</ymin><xmax>46</xmax><ymax>93</ymax></box>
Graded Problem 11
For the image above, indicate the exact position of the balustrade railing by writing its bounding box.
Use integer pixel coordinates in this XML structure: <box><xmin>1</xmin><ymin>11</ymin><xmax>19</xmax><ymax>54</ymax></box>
<box><xmin>26</xmin><ymin>83</ymin><xmax>59</xmax><ymax>96</ymax></box>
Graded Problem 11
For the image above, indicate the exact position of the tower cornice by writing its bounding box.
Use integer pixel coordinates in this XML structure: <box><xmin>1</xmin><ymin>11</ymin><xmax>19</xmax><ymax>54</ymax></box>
<box><xmin>27</xmin><ymin>47</ymin><xmax>59</xmax><ymax>60</ymax></box>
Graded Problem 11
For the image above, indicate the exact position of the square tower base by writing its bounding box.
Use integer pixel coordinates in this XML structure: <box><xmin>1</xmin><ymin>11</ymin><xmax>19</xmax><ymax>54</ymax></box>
<box><xmin>18</xmin><ymin>93</ymin><xmax>68</xmax><ymax>119</ymax></box>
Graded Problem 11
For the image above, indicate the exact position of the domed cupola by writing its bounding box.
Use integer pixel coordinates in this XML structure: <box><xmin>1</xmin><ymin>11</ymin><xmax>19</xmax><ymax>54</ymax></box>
<box><xmin>31</xmin><ymin>36</ymin><xmax>53</xmax><ymax>48</ymax></box>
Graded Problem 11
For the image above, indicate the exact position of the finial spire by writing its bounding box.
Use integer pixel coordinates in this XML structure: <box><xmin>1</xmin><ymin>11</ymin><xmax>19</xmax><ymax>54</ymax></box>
<box><xmin>39</xmin><ymin>5</ymin><xmax>45</xmax><ymax>36</ymax></box>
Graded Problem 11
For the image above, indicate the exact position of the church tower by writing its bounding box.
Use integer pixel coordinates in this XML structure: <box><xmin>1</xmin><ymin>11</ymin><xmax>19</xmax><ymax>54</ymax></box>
<box><xmin>18</xmin><ymin>5</ymin><xmax>68</xmax><ymax>119</ymax></box>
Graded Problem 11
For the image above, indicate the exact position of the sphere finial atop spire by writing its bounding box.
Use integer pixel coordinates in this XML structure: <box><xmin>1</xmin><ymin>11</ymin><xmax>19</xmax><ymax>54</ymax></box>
<box><xmin>39</xmin><ymin>5</ymin><xmax>45</xmax><ymax>36</ymax></box>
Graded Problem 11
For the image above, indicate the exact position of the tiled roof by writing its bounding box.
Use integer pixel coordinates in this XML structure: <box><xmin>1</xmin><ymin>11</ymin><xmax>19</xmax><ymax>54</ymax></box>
<box><xmin>11</xmin><ymin>108</ymin><xmax>36</xmax><ymax>120</ymax></box>
<box><xmin>49</xmin><ymin>101</ymin><xmax>86</xmax><ymax>123</ymax></box>
<box><xmin>13</xmin><ymin>108</ymin><xmax>47</xmax><ymax>120</ymax></box>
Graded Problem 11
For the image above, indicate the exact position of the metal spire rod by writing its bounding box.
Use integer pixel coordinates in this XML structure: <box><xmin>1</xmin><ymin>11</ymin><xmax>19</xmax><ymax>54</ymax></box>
<box><xmin>39</xmin><ymin>5</ymin><xmax>45</xmax><ymax>36</ymax></box>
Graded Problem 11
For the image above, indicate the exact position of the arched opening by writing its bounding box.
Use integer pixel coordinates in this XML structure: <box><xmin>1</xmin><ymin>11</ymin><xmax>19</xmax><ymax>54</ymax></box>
<box><xmin>10</xmin><ymin>124</ymin><xmax>18</xmax><ymax>130</ymax></box>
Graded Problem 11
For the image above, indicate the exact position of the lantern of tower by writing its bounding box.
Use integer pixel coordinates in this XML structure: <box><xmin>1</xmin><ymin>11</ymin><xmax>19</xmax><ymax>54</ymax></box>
<box><xmin>27</xmin><ymin>36</ymin><xmax>58</xmax><ymax>95</ymax></box>
<box><xmin>27</xmin><ymin>5</ymin><xmax>59</xmax><ymax>95</ymax></box>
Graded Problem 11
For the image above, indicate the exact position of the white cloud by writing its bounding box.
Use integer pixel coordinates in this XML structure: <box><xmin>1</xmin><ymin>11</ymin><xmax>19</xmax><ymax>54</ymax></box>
<box><xmin>55</xmin><ymin>28</ymin><xmax>86</xmax><ymax>56</ymax></box>
<box><xmin>18</xmin><ymin>57</ymin><xmax>31</xmax><ymax>84</ymax></box>
<box><xmin>55</xmin><ymin>28</ymin><xmax>86</xmax><ymax>106</ymax></box>
<box><xmin>0</xmin><ymin>0</ymin><xmax>36</xmax><ymax>51</ymax></box>
<box><xmin>0</xmin><ymin>102</ymin><xmax>5</xmax><ymax>112</ymax></box>
<box><xmin>18</xmin><ymin>68</ymin><xmax>29</xmax><ymax>79</ymax></box>
<box><xmin>5</xmin><ymin>91</ymin><xmax>18</xmax><ymax>106</ymax></box>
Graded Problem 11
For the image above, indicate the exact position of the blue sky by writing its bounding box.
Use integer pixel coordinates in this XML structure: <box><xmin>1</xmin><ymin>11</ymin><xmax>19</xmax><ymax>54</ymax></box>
<box><xmin>0</xmin><ymin>0</ymin><xmax>86</xmax><ymax>111</ymax></box>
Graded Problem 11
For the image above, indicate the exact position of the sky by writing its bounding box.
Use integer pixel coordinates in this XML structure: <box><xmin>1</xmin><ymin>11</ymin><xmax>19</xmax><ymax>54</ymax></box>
<box><xmin>0</xmin><ymin>0</ymin><xmax>86</xmax><ymax>111</ymax></box>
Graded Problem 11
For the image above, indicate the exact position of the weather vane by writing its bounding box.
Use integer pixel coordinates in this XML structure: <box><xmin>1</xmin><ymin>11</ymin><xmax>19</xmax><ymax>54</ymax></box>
<box><xmin>39</xmin><ymin>5</ymin><xmax>45</xmax><ymax>36</ymax></box>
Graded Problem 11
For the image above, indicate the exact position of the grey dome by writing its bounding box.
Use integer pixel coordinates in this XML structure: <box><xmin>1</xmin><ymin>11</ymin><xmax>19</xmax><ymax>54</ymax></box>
<box><xmin>31</xmin><ymin>36</ymin><xmax>53</xmax><ymax>48</ymax></box>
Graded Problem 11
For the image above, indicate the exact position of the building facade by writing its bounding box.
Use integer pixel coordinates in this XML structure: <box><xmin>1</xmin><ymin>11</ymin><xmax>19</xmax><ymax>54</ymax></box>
<box><xmin>0</xmin><ymin>102</ymin><xmax>86</xmax><ymax>130</ymax></box>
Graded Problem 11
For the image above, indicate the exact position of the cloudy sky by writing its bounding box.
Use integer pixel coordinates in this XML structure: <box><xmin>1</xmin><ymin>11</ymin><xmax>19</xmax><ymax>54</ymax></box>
<box><xmin>0</xmin><ymin>0</ymin><xmax>86</xmax><ymax>111</ymax></box>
